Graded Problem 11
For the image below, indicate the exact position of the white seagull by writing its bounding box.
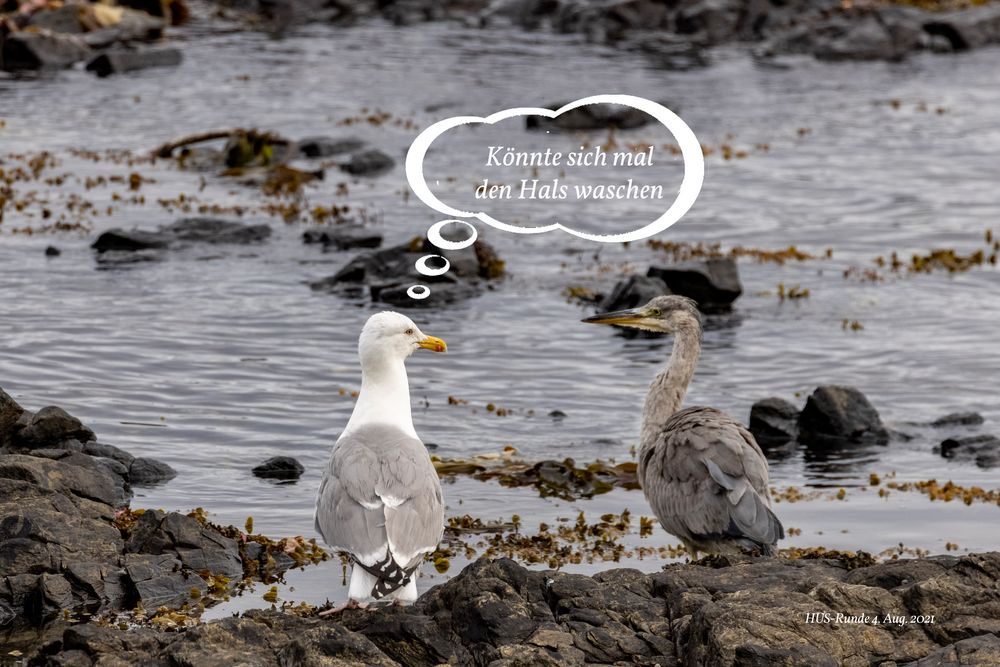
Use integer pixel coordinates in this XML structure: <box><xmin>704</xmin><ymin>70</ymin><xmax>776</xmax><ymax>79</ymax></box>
<box><xmin>315</xmin><ymin>311</ymin><xmax>447</xmax><ymax>610</ymax></box>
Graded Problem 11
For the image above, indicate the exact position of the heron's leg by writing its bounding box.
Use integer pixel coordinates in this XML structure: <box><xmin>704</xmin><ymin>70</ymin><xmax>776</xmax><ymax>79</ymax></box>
<box><xmin>319</xmin><ymin>598</ymin><xmax>368</xmax><ymax>616</ymax></box>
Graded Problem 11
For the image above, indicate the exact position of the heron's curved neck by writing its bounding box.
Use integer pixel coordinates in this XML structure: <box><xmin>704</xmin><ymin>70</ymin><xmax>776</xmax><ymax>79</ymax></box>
<box><xmin>343</xmin><ymin>356</ymin><xmax>417</xmax><ymax>439</ymax></box>
<box><xmin>640</xmin><ymin>322</ymin><xmax>702</xmax><ymax>445</ymax></box>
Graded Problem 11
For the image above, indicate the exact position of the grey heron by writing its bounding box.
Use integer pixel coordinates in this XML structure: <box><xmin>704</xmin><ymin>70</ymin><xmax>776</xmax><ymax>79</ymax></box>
<box><xmin>583</xmin><ymin>295</ymin><xmax>784</xmax><ymax>558</ymax></box>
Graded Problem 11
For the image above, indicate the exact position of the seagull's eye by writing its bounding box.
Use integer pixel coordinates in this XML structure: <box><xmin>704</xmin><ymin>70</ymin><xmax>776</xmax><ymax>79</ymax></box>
<box><xmin>405</xmin><ymin>328</ymin><xmax>414</xmax><ymax>335</ymax></box>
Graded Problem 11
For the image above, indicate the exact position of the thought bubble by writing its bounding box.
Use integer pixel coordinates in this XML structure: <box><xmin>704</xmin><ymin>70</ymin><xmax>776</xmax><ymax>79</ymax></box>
<box><xmin>404</xmin><ymin>94</ymin><xmax>704</xmax><ymax>298</ymax></box>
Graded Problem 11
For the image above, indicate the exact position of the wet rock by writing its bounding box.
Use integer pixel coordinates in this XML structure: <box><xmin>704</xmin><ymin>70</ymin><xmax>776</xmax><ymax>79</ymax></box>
<box><xmin>252</xmin><ymin>456</ymin><xmax>304</xmax><ymax>480</ymax></box>
<box><xmin>598</xmin><ymin>275</ymin><xmax>669</xmax><ymax>313</ymax></box>
<box><xmin>86</xmin><ymin>46</ymin><xmax>183</xmax><ymax>77</ymax></box>
<box><xmin>124</xmin><ymin>552</ymin><xmax>206</xmax><ymax>609</ymax></box>
<box><xmin>0</xmin><ymin>388</ymin><xmax>26</xmax><ymax>450</ymax></box>
<box><xmin>1</xmin><ymin>31</ymin><xmax>92</xmax><ymax>71</ymax></box>
<box><xmin>798</xmin><ymin>386</ymin><xmax>889</xmax><ymax>445</ymax></box>
<box><xmin>93</xmin><ymin>218</ymin><xmax>271</xmax><ymax>255</ymax></box>
<box><xmin>82</xmin><ymin>441</ymin><xmax>135</xmax><ymax>467</ymax></box>
<box><xmin>297</xmin><ymin>136</ymin><xmax>365</xmax><ymax>158</ymax></box>
<box><xmin>32</xmin><ymin>553</ymin><xmax>1000</xmax><ymax>666</ymax></box>
<box><xmin>311</xmin><ymin>234</ymin><xmax>503</xmax><ymax>308</ymax></box>
<box><xmin>45</xmin><ymin>245</ymin><xmax>62</xmax><ymax>257</ymax></box>
<box><xmin>931</xmin><ymin>411</ymin><xmax>984</xmax><ymax>428</ymax></box>
<box><xmin>749</xmin><ymin>397</ymin><xmax>799</xmax><ymax>445</ymax></box>
<box><xmin>924</xmin><ymin>4</ymin><xmax>1000</xmax><ymax>51</ymax></box>
<box><xmin>939</xmin><ymin>434</ymin><xmax>1000</xmax><ymax>468</ymax></box>
<box><xmin>303</xmin><ymin>224</ymin><xmax>383</xmax><ymax>250</ymax></box>
<box><xmin>341</xmin><ymin>148</ymin><xmax>396</xmax><ymax>176</ymax></box>
<box><xmin>25</xmin><ymin>5</ymin><xmax>87</xmax><ymax>34</ymax></box>
<box><xmin>128</xmin><ymin>457</ymin><xmax>177</xmax><ymax>485</ymax></box>
<box><xmin>126</xmin><ymin>510</ymin><xmax>243</xmax><ymax>580</ymax></box>
<box><xmin>13</xmin><ymin>406</ymin><xmax>96</xmax><ymax>451</ymax></box>
<box><xmin>526</xmin><ymin>101</ymin><xmax>655</xmax><ymax>131</ymax></box>
<box><xmin>646</xmin><ymin>257</ymin><xmax>742</xmax><ymax>311</ymax></box>
<box><xmin>676</xmin><ymin>0</ymin><xmax>741</xmax><ymax>45</ymax></box>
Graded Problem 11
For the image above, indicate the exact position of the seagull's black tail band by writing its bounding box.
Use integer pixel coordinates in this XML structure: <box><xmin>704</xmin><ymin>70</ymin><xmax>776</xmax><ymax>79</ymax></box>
<box><xmin>353</xmin><ymin>550</ymin><xmax>418</xmax><ymax>600</ymax></box>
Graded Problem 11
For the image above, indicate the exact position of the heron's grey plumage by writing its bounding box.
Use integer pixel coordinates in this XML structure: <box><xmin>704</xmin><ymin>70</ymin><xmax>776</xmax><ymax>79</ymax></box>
<box><xmin>315</xmin><ymin>423</ymin><xmax>444</xmax><ymax>596</ymax></box>
<box><xmin>584</xmin><ymin>295</ymin><xmax>784</xmax><ymax>557</ymax></box>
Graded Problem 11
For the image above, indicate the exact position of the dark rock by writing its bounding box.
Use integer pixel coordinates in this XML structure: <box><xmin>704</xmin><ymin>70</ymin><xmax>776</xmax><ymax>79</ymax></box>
<box><xmin>86</xmin><ymin>47</ymin><xmax>183</xmax><ymax>77</ymax></box>
<box><xmin>924</xmin><ymin>4</ymin><xmax>1000</xmax><ymax>51</ymax></box>
<box><xmin>939</xmin><ymin>434</ymin><xmax>1000</xmax><ymax>468</ymax></box>
<box><xmin>79</xmin><ymin>9</ymin><xmax>166</xmax><ymax>49</ymax></box>
<box><xmin>1</xmin><ymin>30</ymin><xmax>92</xmax><ymax>71</ymax></box>
<box><xmin>598</xmin><ymin>275</ymin><xmax>669</xmax><ymax>313</ymax></box>
<box><xmin>931</xmin><ymin>412</ymin><xmax>984</xmax><ymax>428</ymax></box>
<box><xmin>798</xmin><ymin>386</ymin><xmax>889</xmax><ymax>444</ymax></box>
<box><xmin>252</xmin><ymin>456</ymin><xmax>305</xmax><ymax>480</ymax></box>
<box><xmin>311</xmin><ymin>234</ymin><xmax>503</xmax><ymax>308</ymax></box>
<box><xmin>676</xmin><ymin>0</ymin><xmax>741</xmax><ymax>45</ymax></box>
<box><xmin>45</xmin><ymin>245</ymin><xmax>62</xmax><ymax>257</ymax></box>
<box><xmin>646</xmin><ymin>258</ymin><xmax>742</xmax><ymax>311</ymax></box>
<box><xmin>297</xmin><ymin>136</ymin><xmax>365</xmax><ymax>158</ymax></box>
<box><xmin>93</xmin><ymin>218</ymin><xmax>271</xmax><ymax>255</ymax></box>
<box><xmin>129</xmin><ymin>457</ymin><xmax>177</xmax><ymax>485</ymax></box>
<box><xmin>303</xmin><ymin>224</ymin><xmax>383</xmax><ymax>250</ymax></box>
<box><xmin>91</xmin><ymin>229</ymin><xmax>171</xmax><ymax>253</ymax></box>
<box><xmin>549</xmin><ymin>410</ymin><xmax>567</xmax><ymax>419</ymax></box>
<box><xmin>341</xmin><ymin>148</ymin><xmax>395</xmax><ymax>176</ymax></box>
<box><xmin>0</xmin><ymin>388</ymin><xmax>26</xmax><ymax>450</ymax></box>
<box><xmin>526</xmin><ymin>101</ymin><xmax>656</xmax><ymax>132</ymax></box>
<box><xmin>749</xmin><ymin>397</ymin><xmax>799</xmax><ymax>445</ymax></box>
<box><xmin>162</xmin><ymin>217</ymin><xmax>272</xmax><ymax>245</ymax></box>
<box><xmin>32</xmin><ymin>553</ymin><xmax>1000</xmax><ymax>666</ymax></box>
<box><xmin>126</xmin><ymin>510</ymin><xmax>243</xmax><ymax>580</ymax></box>
<box><xmin>124</xmin><ymin>553</ymin><xmax>205</xmax><ymax>609</ymax></box>
<box><xmin>82</xmin><ymin>441</ymin><xmax>136</xmax><ymax>467</ymax></box>
<box><xmin>13</xmin><ymin>406</ymin><xmax>95</xmax><ymax>450</ymax></box>
<box><xmin>26</xmin><ymin>5</ymin><xmax>87</xmax><ymax>34</ymax></box>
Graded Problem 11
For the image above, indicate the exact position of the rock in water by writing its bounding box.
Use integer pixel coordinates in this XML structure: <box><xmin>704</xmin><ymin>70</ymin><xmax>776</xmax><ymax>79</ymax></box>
<box><xmin>526</xmin><ymin>101</ymin><xmax>656</xmax><ymax>131</ymax></box>
<box><xmin>129</xmin><ymin>457</ymin><xmax>177</xmax><ymax>485</ymax></box>
<box><xmin>252</xmin><ymin>456</ymin><xmax>305</xmax><ymax>480</ymax></box>
<box><xmin>798</xmin><ymin>386</ymin><xmax>889</xmax><ymax>444</ymax></box>
<box><xmin>86</xmin><ymin>47</ymin><xmax>183</xmax><ymax>77</ymax></box>
<box><xmin>939</xmin><ymin>434</ymin><xmax>1000</xmax><ymax>468</ymax></box>
<box><xmin>297</xmin><ymin>136</ymin><xmax>365</xmax><ymax>158</ymax></box>
<box><xmin>599</xmin><ymin>275</ymin><xmax>670</xmax><ymax>312</ymax></box>
<box><xmin>646</xmin><ymin>258</ymin><xmax>742</xmax><ymax>311</ymax></box>
<box><xmin>341</xmin><ymin>149</ymin><xmax>395</xmax><ymax>176</ymax></box>
<box><xmin>749</xmin><ymin>397</ymin><xmax>800</xmax><ymax>445</ymax></box>
<box><xmin>92</xmin><ymin>218</ymin><xmax>272</xmax><ymax>255</ymax></box>
<box><xmin>931</xmin><ymin>412</ymin><xmax>984</xmax><ymax>427</ymax></box>
<box><xmin>1</xmin><ymin>31</ymin><xmax>92</xmax><ymax>71</ymax></box>
<box><xmin>302</xmin><ymin>225</ymin><xmax>383</xmax><ymax>250</ymax></box>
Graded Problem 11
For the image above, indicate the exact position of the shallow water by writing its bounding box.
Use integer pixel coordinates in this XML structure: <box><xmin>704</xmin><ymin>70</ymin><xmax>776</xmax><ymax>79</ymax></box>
<box><xmin>1</xmin><ymin>19</ymin><xmax>999</xmax><ymax>613</ymax></box>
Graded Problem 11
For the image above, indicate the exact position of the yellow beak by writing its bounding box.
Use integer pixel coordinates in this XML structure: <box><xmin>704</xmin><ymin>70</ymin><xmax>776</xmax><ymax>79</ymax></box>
<box><xmin>417</xmin><ymin>335</ymin><xmax>447</xmax><ymax>353</ymax></box>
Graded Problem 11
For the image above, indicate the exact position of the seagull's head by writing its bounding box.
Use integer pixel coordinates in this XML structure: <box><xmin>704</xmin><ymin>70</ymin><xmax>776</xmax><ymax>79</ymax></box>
<box><xmin>582</xmin><ymin>295</ymin><xmax>701</xmax><ymax>334</ymax></box>
<box><xmin>359</xmin><ymin>311</ymin><xmax>447</xmax><ymax>365</ymax></box>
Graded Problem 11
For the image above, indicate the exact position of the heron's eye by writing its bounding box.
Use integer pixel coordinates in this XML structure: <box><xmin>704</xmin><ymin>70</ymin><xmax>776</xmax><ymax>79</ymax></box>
<box><xmin>405</xmin><ymin>328</ymin><xmax>414</xmax><ymax>335</ymax></box>
<box><xmin>649</xmin><ymin>308</ymin><xmax>662</xmax><ymax>317</ymax></box>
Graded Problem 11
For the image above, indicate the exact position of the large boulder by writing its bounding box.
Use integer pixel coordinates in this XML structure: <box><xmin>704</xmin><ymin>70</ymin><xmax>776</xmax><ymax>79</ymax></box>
<box><xmin>12</xmin><ymin>406</ymin><xmax>95</xmax><ymax>451</ymax></box>
<box><xmin>797</xmin><ymin>386</ymin><xmax>889</xmax><ymax>444</ymax></box>
<box><xmin>646</xmin><ymin>258</ymin><xmax>742</xmax><ymax>311</ymax></box>
<box><xmin>126</xmin><ymin>510</ymin><xmax>244</xmax><ymax>580</ymax></box>
<box><xmin>92</xmin><ymin>218</ymin><xmax>272</xmax><ymax>256</ymax></box>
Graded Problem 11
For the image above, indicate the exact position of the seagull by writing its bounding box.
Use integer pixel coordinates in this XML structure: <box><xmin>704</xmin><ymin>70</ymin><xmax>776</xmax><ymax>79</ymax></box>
<box><xmin>583</xmin><ymin>295</ymin><xmax>783</xmax><ymax>558</ymax></box>
<box><xmin>315</xmin><ymin>311</ymin><xmax>447</xmax><ymax>610</ymax></box>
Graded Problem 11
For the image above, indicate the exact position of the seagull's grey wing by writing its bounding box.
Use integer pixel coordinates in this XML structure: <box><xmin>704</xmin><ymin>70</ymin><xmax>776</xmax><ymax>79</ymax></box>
<box><xmin>642</xmin><ymin>406</ymin><xmax>783</xmax><ymax>553</ymax></box>
<box><xmin>373</xmin><ymin>429</ymin><xmax>445</xmax><ymax>568</ymax></box>
<box><xmin>315</xmin><ymin>424</ymin><xmax>444</xmax><ymax>569</ymax></box>
<box><xmin>315</xmin><ymin>433</ymin><xmax>386</xmax><ymax>561</ymax></box>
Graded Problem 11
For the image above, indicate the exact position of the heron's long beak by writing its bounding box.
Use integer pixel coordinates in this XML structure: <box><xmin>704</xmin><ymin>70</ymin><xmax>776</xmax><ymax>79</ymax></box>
<box><xmin>581</xmin><ymin>307</ymin><xmax>648</xmax><ymax>326</ymax></box>
<box><xmin>417</xmin><ymin>335</ymin><xmax>447</xmax><ymax>353</ymax></box>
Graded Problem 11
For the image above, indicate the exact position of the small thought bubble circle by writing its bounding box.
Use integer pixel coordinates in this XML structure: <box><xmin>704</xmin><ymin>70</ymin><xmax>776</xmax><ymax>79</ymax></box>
<box><xmin>406</xmin><ymin>285</ymin><xmax>431</xmax><ymax>300</ymax></box>
<box><xmin>415</xmin><ymin>254</ymin><xmax>450</xmax><ymax>277</ymax></box>
<box><xmin>427</xmin><ymin>219</ymin><xmax>478</xmax><ymax>250</ymax></box>
<box><xmin>405</xmin><ymin>94</ymin><xmax>704</xmax><ymax>244</ymax></box>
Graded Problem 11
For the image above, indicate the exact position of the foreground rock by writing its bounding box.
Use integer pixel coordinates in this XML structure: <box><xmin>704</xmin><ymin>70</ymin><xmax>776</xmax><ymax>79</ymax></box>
<box><xmin>310</xmin><ymin>234</ymin><xmax>505</xmax><ymax>308</ymax></box>
<box><xmin>92</xmin><ymin>217</ymin><xmax>272</xmax><ymax>260</ymax></box>
<box><xmin>749</xmin><ymin>396</ymin><xmax>800</xmax><ymax>445</ymax></box>
<box><xmin>0</xmin><ymin>387</ymin><xmax>320</xmax><ymax>636</ymax></box>
<box><xmin>647</xmin><ymin>257</ymin><xmax>742</xmax><ymax>312</ymax></box>
<box><xmin>31</xmin><ymin>552</ymin><xmax>1000</xmax><ymax>665</ymax></box>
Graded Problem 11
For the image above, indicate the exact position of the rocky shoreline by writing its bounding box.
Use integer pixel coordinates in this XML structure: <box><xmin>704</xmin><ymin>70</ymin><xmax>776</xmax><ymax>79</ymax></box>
<box><xmin>3</xmin><ymin>384</ymin><xmax>1000</xmax><ymax>665</ymax></box>
<box><xmin>27</xmin><ymin>553</ymin><xmax>1000</xmax><ymax>666</ymax></box>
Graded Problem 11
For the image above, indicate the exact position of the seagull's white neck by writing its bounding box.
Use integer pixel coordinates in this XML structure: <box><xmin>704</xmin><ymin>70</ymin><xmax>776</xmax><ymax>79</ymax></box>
<box><xmin>342</xmin><ymin>355</ymin><xmax>417</xmax><ymax>439</ymax></box>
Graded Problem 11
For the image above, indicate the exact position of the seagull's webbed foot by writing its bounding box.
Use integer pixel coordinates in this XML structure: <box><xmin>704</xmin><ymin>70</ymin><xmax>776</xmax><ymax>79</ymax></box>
<box><xmin>319</xmin><ymin>599</ymin><xmax>368</xmax><ymax>616</ymax></box>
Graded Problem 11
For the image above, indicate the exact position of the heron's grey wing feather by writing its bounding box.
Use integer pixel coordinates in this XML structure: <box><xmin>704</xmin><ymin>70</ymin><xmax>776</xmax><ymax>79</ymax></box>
<box><xmin>644</xmin><ymin>406</ymin><xmax>783</xmax><ymax>552</ymax></box>
<box><xmin>314</xmin><ymin>435</ymin><xmax>386</xmax><ymax>559</ymax></box>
